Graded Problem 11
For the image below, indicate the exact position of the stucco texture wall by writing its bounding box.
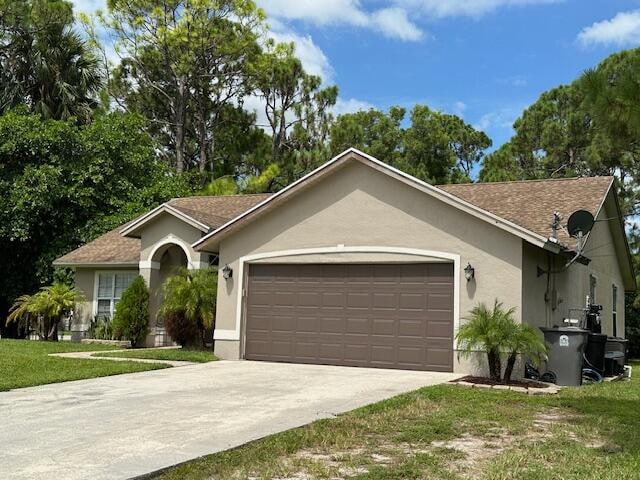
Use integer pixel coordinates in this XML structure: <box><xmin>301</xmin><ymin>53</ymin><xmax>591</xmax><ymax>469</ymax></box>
<box><xmin>522</xmin><ymin>193</ymin><xmax>626</xmax><ymax>336</ymax></box>
<box><xmin>215</xmin><ymin>161</ymin><xmax>524</xmax><ymax>371</ymax></box>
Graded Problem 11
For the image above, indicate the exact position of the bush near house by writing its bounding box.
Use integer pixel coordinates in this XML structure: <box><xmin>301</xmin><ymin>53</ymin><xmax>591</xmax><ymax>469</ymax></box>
<box><xmin>112</xmin><ymin>276</ymin><xmax>150</xmax><ymax>348</ymax></box>
<box><xmin>164</xmin><ymin>311</ymin><xmax>200</xmax><ymax>348</ymax></box>
<box><xmin>159</xmin><ymin>268</ymin><xmax>217</xmax><ymax>348</ymax></box>
<box><xmin>456</xmin><ymin>299</ymin><xmax>547</xmax><ymax>383</ymax></box>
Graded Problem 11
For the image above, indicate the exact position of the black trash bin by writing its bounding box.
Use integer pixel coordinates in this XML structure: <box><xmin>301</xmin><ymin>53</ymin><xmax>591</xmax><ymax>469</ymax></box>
<box><xmin>584</xmin><ymin>333</ymin><xmax>607</xmax><ymax>375</ymax></box>
<box><xmin>541</xmin><ymin>326</ymin><xmax>589</xmax><ymax>386</ymax></box>
<box><xmin>605</xmin><ymin>338</ymin><xmax>629</xmax><ymax>376</ymax></box>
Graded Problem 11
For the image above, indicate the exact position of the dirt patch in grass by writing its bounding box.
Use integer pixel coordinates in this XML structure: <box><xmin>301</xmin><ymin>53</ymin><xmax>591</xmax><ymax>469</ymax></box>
<box><xmin>259</xmin><ymin>407</ymin><xmax>601</xmax><ymax>480</ymax></box>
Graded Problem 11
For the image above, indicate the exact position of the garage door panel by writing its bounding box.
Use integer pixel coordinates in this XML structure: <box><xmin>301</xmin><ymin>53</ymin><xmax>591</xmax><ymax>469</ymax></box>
<box><xmin>245</xmin><ymin>263</ymin><xmax>454</xmax><ymax>372</ymax></box>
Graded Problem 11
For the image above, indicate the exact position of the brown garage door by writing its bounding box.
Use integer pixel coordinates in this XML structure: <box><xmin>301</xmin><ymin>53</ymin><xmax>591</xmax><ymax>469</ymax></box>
<box><xmin>244</xmin><ymin>263</ymin><xmax>454</xmax><ymax>372</ymax></box>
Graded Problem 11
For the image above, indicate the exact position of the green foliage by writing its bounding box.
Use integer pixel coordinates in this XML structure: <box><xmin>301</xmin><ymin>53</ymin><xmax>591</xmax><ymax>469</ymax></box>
<box><xmin>112</xmin><ymin>276</ymin><xmax>150</xmax><ymax>348</ymax></box>
<box><xmin>200</xmin><ymin>176</ymin><xmax>239</xmax><ymax>196</ymax></box>
<box><xmin>456</xmin><ymin>299</ymin><xmax>545</xmax><ymax>383</ymax></box>
<box><xmin>0</xmin><ymin>0</ymin><xmax>102</xmax><ymax>122</ymax></box>
<box><xmin>100</xmin><ymin>0</ymin><xmax>265</xmax><ymax>175</ymax></box>
<box><xmin>0</xmin><ymin>110</ymin><xmax>192</xmax><ymax>332</ymax></box>
<box><xmin>159</xmin><ymin>268</ymin><xmax>218</xmax><ymax>347</ymax></box>
<box><xmin>625</xmin><ymin>293</ymin><xmax>640</xmax><ymax>358</ymax></box>
<box><xmin>252</xmin><ymin>40</ymin><xmax>338</xmax><ymax>186</ymax></box>
<box><xmin>88</xmin><ymin>317</ymin><xmax>115</xmax><ymax>341</ymax></box>
<box><xmin>330</xmin><ymin>105</ymin><xmax>491</xmax><ymax>184</ymax></box>
<box><xmin>7</xmin><ymin>281</ymin><xmax>84</xmax><ymax>341</ymax></box>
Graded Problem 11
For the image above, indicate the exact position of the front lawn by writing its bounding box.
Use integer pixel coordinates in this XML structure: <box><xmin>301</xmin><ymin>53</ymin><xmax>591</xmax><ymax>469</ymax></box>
<box><xmin>0</xmin><ymin>339</ymin><xmax>168</xmax><ymax>391</ymax></box>
<box><xmin>92</xmin><ymin>348</ymin><xmax>218</xmax><ymax>363</ymax></box>
<box><xmin>155</xmin><ymin>362</ymin><xmax>640</xmax><ymax>480</ymax></box>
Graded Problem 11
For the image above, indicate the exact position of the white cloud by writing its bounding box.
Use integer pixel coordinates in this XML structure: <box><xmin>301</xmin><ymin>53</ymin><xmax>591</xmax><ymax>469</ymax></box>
<box><xmin>452</xmin><ymin>101</ymin><xmax>467</xmax><ymax>116</ymax></box>
<box><xmin>370</xmin><ymin>8</ymin><xmax>424</xmax><ymax>41</ymax></box>
<box><xmin>394</xmin><ymin>0</ymin><xmax>562</xmax><ymax>18</ymax></box>
<box><xmin>474</xmin><ymin>108</ymin><xmax>518</xmax><ymax>132</ymax></box>
<box><xmin>258</xmin><ymin>0</ymin><xmax>424</xmax><ymax>42</ymax></box>
<box><xmin>577</xmin><ymin>10</ymin><xmax>640</xmax><ymax>47</ymax></box>
<box><xmin>332</xmin><ymin>97</ymin><xmax>375</xmax><ymax>115</ymax></box>
<box><xmin>268</xmin><ymin>27</ymin><xmax>335</xmax><ymax>82</ymax></box>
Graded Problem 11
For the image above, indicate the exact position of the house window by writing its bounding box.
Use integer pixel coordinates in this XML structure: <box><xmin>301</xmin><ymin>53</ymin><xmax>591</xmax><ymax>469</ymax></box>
<box><xmin>589</xmin><ymin>274</ymin><xmax>597</xmax><ymax>304</ymax></box>
<box><xmin>96</xmin><ymin>272</ymin><xmax>136</xmax><ymax>320</ymax></box>
<box><xmin>612</xmin><ymin>284</ymin><xmax>618</xmax><ymax>337</ymax></box>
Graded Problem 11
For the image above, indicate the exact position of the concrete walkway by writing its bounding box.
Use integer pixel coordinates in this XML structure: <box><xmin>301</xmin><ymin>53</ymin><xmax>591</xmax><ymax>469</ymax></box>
<box><xmin>49</xmin><ymin>348</ymin><xmax>197</xmax><ymax>367</ymax></box>
<box><xmin>0</xmin><ymin>361</ymin><xmax>460</xmax><ymax>480</ymax></box>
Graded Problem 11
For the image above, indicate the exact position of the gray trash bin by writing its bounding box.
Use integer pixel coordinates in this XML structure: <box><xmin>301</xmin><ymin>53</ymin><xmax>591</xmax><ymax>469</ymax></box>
<box><xmin>540</xmin><ymin>327</ymin><xmax>589</xmax><ymax>386</ymax></box>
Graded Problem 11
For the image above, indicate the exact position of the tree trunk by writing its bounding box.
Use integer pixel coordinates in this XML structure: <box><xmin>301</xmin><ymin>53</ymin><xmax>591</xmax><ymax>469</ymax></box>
<box><xmin>487</xmin><ymin>350</ymin><xmax>502</xmax><ymax>381</ymax></box>
<box><xmin>46</xmin><ymin>318</ymin><xmax>60</xmax><ymax>342</ymax></box>
<box><xmin>503</xmin><ymin>352</ymin><xmax>517</xmax><ymax>384</ymax></box>
<box><xmin>174</xmin><ymin>78</ymin><xmax>187</xmax><ymax>173</ymax></box>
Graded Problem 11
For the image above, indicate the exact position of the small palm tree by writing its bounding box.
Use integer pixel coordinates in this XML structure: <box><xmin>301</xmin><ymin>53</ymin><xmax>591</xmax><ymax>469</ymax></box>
<box><xmin>457</xmin><ymin>299</ymin><xmax>548</xmax><ymax>383</ymax></box>
<box><xmin>7</xmin><ymin>282</ymin><xmax>84</xmax><ymax>341</ymax></box>
<box><xmin>503</xmin><ymin>323</ymin><xmax>548</xmax><ymax>383</ymax></box>
<box><xmin>456</xmin><ymin>300</ymin><xmax>513</xmax><ymax>381</ymax></box>
<box><xmin>159</xmin><ymin>267</ymin><xmax>217</xmax><ymax>349</ymax></box>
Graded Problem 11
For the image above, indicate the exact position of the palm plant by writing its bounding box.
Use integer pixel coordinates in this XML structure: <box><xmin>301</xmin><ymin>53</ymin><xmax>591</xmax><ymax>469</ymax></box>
<box><xmin>456</xmin><ymin>299</ymin><xmax>548</xmax><ymax>383</ymax></box>
<box><xmin>159</xmin><ymin>267</ymin><xmax>218</xmax><ymax>349</ymax></box>
<box><xmin>456</xmin><ymin>300</ymin><xmax>513</xmax><ymax>381</ymax></box>
<box><xmin>7</xmin><ymin>282</ymin><xmax>84</xmax><ymax>341</ymax></box>
<box><xmin>503</xmin><ymin>323</ymin><xmax>548</xmax><ymax>383</ymax></box>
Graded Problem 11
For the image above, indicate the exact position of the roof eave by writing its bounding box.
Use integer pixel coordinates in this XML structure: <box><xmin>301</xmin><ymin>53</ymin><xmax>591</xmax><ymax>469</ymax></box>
<box><xmin>52</xmin><ymin>261</ymin><xmax>139</xmax><ymax>268</ymax></box>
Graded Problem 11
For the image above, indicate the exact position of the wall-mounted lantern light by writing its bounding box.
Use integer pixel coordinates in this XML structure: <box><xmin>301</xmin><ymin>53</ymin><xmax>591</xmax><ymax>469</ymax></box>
<box><xmin>464</xmin><ymin>263</ymin><xmax>475</xmax><ymax>282</ymax></box>
<box><xmin>222</xmin><ymin>264</ymin><xmax>233</xmax><ymax>280</ymax></box>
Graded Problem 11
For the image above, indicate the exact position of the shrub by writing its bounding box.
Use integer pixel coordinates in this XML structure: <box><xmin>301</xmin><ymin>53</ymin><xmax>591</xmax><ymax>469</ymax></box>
<box><xmin>112</xmin><ymin>276</ymin><xmax>149</xmax><ymax>348</ymax></box>
<box><xmin>164</xmin><ymin>311</ymin><xmax>199</xmax><ymax>347</ymax></box>
<box><xmin>456</xmin><ymin>299</ymin><xmax>547</xmax><ymax>383</ymax></box>
<box><xmin>159</xmin><ymin>267</ymin><xmax>217</xmax><ymax>347</ymax></box>
<box><xmin>88</xmin><ymin>317</ymin><xmax>115</xmax><ymax>340</ymax></box>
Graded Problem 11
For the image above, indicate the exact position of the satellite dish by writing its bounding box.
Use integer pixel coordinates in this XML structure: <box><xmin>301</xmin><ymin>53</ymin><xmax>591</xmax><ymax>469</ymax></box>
<box><xmin>567</xmin><ymin>210</ymin><xmax>595</xmax><ymax>238</ymax></box>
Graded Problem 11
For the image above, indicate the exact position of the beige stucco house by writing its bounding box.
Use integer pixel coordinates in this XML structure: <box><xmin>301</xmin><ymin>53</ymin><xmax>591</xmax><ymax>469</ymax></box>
<box><xmin>54</xmin><ymin>148</ymin><xmax>635</xmax><ymax>373</ymax></box>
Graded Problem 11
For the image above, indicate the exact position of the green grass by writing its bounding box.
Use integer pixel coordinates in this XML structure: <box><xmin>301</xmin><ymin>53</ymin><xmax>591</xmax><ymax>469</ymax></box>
<box><xmin>92</xmin><ymin>348</ymin><xmax>218</xmax><ymax>363</ymax></box>
<box><xmin>0</xmin><ymin>339</ymin><xmax>169</xmax><ymax>391</ymax></box>
<box><xmin>154</xmin><ymin>363</ymin><xmax>640</xmax><ymax>480</ymax></box>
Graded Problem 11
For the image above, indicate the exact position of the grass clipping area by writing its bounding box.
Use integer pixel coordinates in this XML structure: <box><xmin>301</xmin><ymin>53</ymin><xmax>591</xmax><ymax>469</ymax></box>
<box><xmin>93</xmin><ymin>348</ymin><xmax>218</xmax><ymax>363</ymax></box>
<box><xmin>156</xmin><ymin>363</ymin><xmax>640</xmax><ymax>480</ymax></box>
<box><xmin>0</xmin><ymin>339</ymin><xmax>168</xmax><ymax>391</ymax></box>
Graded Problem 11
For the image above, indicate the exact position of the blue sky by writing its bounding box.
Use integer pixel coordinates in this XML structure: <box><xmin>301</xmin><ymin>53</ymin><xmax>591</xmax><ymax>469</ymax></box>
<box><xmin>74</xmin><ymin>0</ymin><xmax>640</xmax><ymax>151</ymax></box>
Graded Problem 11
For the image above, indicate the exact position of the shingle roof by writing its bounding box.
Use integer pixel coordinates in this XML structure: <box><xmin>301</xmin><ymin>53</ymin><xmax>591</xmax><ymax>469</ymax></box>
<box><xmin>167</xmin><ymin>194</ymin><xmax>271</xmax><ymax>229</ymax></box>
<box><xmin>53</xmin><ymin>222</ymin><xmax>141</xmax><ymax>266</ymax></box>
<box><xmin>55</xmin><ymin>174</ymin><xmax>614</xmax><ymax>267</ymax></box>
<box><xmin>437</xmin><ymin>176</ymin><xmax>614</xmax><ymax>248</ymax></box>
<box><xmin>53</xmin><ymin>194</ymin><xmax>271</xmax><ymax>266</ymax></box>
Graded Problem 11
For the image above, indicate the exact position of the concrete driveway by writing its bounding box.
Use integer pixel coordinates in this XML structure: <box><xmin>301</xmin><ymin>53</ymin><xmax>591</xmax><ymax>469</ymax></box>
<box><xmin>0</xmin><ymin>361</ymin><xmax>460</xmax><ymax>480</ymax></box>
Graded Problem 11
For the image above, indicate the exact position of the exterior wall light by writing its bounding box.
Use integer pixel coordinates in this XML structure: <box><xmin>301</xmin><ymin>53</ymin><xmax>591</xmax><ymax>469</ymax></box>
<box><xmin>222</xmin><ymin>264</ymin><xmax>233</xmax><ymax>280</ymax></box>
<box><xmin>464</xmin><ymin>263</ymin><xmax>475</xmax><ymax>282</ymax></box>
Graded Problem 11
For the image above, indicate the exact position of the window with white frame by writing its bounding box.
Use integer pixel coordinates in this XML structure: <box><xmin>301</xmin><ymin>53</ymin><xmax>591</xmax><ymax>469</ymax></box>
<box><xmin>96</xmin><ymin>272</ymin><xmax>136</xmax><ymax>320</ymax></box>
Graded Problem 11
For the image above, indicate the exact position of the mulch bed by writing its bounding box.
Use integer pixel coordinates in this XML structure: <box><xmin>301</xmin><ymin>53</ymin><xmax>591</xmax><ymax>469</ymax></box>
<box><xmin>453</xmin><ymin>375</ymin><xmax>549</xmax><ymax>389</ymax></box>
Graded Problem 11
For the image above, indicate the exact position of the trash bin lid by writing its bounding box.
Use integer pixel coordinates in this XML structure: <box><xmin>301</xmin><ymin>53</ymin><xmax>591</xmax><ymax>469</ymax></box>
<box><xmin>540</xmin><ymin>326</ymin><xmax>589</xmax><ymax>333</ymax></box>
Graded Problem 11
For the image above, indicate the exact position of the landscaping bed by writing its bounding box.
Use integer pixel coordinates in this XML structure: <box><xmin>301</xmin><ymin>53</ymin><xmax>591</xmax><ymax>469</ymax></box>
<box><xmin>452</xmin><ymin>375</ymin><xmax>550</xmax><ymax>389</ymax></box>
<box><xmin>0</xmin><ymin>339</ymin><xmax>168</xmax><ymax>391</ymax></box>
<box><xmin>152</xmin><ymin>363</ymin><xmax>639</xmax><ymax>480</ymax></box>
<box><xmin>92</xmin><ymin>348</ymin><xmax>218</xmax><ymax>363</ymax></box>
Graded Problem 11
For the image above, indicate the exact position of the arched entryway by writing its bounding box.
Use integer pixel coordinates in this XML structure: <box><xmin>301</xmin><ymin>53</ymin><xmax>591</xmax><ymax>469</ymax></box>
<box><xmin>150</xmin><ymin>243</ymin><xmax>188</xmax><ymax>346</ymax></box>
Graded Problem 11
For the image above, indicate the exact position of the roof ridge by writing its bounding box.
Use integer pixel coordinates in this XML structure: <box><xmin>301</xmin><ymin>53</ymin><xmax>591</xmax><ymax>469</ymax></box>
<box><xmin>169</xmin><ymin>193</ymin><xmax>273</xmax><ymax>201</ymax></box>
<box><xmin>437</xmin><ymin>175</ymin><xmax>614</xmax><ymax>187</ymax></box>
